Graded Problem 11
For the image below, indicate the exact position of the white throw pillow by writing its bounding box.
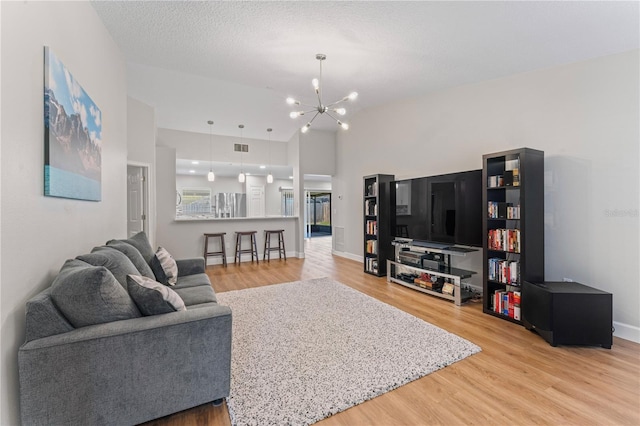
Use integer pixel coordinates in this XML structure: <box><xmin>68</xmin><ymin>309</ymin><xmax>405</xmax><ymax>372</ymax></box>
<box><xmin>150</xmin><ymin>246</ymin><xmax>178</xmax><ymax>286</ymax></box>
<box><xmin>126</xmin><ymin>274</ymin><xmax>186</xmax><ymax>315</ymax></box>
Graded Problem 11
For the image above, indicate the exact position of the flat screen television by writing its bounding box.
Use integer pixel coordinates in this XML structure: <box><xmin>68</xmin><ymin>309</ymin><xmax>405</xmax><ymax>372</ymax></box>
<box><xmin>393</xmin><ymin>169</ymin><xmax>482</xmax><ymax>247</ymax></box>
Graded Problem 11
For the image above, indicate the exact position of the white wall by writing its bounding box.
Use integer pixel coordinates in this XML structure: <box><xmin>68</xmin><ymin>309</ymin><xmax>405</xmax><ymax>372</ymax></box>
<box><xmin>157</xmin><ymin>127</ymin><xmax>288</xmax><ymax>166</ymax></box>
<box><xmin>127</xmin><ymin>97</ymin><xmax>157</xmax><ymax>245</ymax></box>
<box><xmin>333</xmin><ymin>50</ymin><xmax>640</xmax><ymax>341</ymax></box>
<box><xmin>0</xmin><ymin>2</ymin><xmax>128</xmax><ymax>424</ymax></box>
<box><xmin>300</xmin><ymin>129</ymin><xmax>336</xmax><ymax>175</ymax></box>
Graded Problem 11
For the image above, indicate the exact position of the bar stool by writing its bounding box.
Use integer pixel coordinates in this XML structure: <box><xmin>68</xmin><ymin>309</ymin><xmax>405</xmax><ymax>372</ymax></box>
<box><xmin>263</xmin><ymin>229</ymin><xmax>286</xmax><ymax>261</ymax></box>
<box><xmin>234</xmin><ymin>231</ymin><xmax>259</xmax><ymax>264</ymax></box>
<box><xmin>203</xmin><ymin>233</ymin><xmax>227</xmax><ymax>267</ymax></box>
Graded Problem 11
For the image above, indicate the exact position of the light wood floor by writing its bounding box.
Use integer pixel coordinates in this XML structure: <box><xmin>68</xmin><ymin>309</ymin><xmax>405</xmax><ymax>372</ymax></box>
<box><xmin>146</xmin><ymin>236</ymin><xmax>640</xmax><ymax>425</ymax></box>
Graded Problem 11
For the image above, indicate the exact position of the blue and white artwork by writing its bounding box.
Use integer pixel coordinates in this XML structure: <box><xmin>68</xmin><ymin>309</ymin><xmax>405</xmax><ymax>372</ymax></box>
<box><xmin>44</xmin><ymin>46</ymin><xmax>102</xmax><ymax>201</ymax></box>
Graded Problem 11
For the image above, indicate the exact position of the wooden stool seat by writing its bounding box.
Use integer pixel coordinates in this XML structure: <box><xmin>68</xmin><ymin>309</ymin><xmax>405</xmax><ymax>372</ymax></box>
<box><xmin>263</xmin><ymin>229</ymin><xmax>286</xmax><ymax>261</ymax></box>
<box><xmin>204</xmin><ymin>233</ymin><xmax>227</xmax><ymax>267</ymax></box>
<box><xmin>234</xmin><ymin>231</ymin><xmax>259</xmax><ymax>264</ymax></box>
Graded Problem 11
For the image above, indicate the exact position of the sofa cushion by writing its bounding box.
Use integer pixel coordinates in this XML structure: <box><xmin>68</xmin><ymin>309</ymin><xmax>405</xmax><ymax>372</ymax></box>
<box><xmin>127</xmin><ymin>274</ymin><xmax>186</xmax><ymax>315</ymax></box>
<box><xmin>106</xmin><ymin>240</ymin><xmax>155</xmax><ymax>279</ymax></box>
<box><xmin>50</xmin><ymin>259</ymin><xmax>141</xmax><ymax>328</ymax></box>
<box><xmin>77</xmin><ymin>247</ymin><xmax>140</xmax><ymax>289</ymax></box>
<box><xmin>173</xmin><ymin>285</ymin><xmax>217</xmax><ymax>306</ymax></box>
<box><xmin>24</xmin><ymin>287</ymin><xmax>75</xmax><ymax>342</ymax></box>
<box><xmin>150</xmin><ymin>247</ymin><xmax>178</xmax><ymax>286</ymax></box>
<box><xmin>174</xmin><ymin>273</ymin><xmax>212</xmax><ymax>290</ymax></box>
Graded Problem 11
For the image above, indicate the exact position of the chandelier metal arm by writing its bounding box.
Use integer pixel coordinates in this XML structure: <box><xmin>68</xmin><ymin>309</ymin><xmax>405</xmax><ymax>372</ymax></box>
<box><xmin>297</xmin><ymin>101</ymin><xmax>317</xmax><ymax>109</ymax></box>
<box><xmin>307</xmin><ymin>111</ymin><xmax>321</xmax><ymax>125</ymax></box>
<box><xmin>325</xmin><ymin>98</ymin><xmax>348</xmax><ymax>108</ymax></box>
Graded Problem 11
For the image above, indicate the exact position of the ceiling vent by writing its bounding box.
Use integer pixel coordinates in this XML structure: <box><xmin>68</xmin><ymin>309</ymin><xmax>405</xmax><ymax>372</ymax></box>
<box><xmin>234</xmin><ymin>144</ymin><xmax>249</xmax><ymax>152</ymax></box>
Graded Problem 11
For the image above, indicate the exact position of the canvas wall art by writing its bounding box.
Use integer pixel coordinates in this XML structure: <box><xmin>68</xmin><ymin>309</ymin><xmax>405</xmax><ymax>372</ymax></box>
<box><xmin>44</xmin><ymin>46</ymin><xmax>102</xmax><ymax>201</ymax></box>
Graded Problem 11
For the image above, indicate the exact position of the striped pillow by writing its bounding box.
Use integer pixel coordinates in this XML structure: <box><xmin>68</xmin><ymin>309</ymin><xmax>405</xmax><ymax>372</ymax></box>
<box><xmin>126</xmin><ymin>274</ymin><xmax>186</xmax><ymax>315</ymax></box>
<box><xmin>150</xmin><ymin>246</ymin><xmax>178</xmax><ymax>286</ymax></box>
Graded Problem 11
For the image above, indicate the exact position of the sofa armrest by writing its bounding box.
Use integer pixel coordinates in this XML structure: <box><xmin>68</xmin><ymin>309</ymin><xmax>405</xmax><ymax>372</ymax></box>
<box><xmin>19</xmin><ymin>304</ymin><xmax>232</xmax><ymax>426</ymax></box>
<box><xmin>176</xmin><ymin>257</ymin><xmax>205</xmax><ymax>276</ymax></box>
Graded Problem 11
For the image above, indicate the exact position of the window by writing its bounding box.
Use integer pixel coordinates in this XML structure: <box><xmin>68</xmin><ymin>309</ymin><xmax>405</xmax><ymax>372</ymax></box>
<box><xmin>281</xmin><ymin>188</ymin><xmax>294</xmax><ymax>217</ymax></box>
<box><xmin>177</xmin><ymin>188</ymin><xmax>211</xmax><ymax>216</ymax></box>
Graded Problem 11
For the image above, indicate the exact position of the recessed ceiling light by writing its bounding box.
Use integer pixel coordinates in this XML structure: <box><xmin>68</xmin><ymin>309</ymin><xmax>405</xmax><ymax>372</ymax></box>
<box><xmin>189</xmin><ymin>170</ymin><xmax>196</xmax><ymax>174</ymax></box>
<box><xmin>259</xmin><ymin>165</ymin><xmax>266</xmax><ymax>169</ymax></box>
<box><xmin>191</xmin><ymin>161</ymin><xmax>199</xmax><ymax>165</ymax></box>
<box><xmin>289</xmin><ymin>176</ymin><xmax>294</xmax><ymax>179</ymax></box>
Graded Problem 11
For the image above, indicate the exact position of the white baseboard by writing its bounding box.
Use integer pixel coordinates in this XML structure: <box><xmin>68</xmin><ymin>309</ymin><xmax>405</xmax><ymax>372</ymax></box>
<box><xmin>331</xmin><ymin>250</ymin><xmax>362</xmax><ymax>263</ymax></box>
<box><xmin>613</xmin><ymin>321</ymin><xmax>640</xmax><ymax>343</ymax></box>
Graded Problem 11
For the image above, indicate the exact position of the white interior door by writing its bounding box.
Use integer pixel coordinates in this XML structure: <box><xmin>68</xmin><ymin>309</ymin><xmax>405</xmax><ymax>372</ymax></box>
<box><xmin>248</xmin><ymin>184</ymin><xmax>265</xmax><ymax>217</ymax></box>
<box><xmin>127</xmin><ymin>165</ymin><xmax>146</xmax><ymax>237</ymax></box>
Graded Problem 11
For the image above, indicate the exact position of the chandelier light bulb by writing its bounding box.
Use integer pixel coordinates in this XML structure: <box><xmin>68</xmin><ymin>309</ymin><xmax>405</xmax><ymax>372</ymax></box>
<box><xmin>338</xmin><ymin>120</ymin><xmax>349</xmax><ymax>130</ymax></box>
<box><xmin>301</xmin><ymin>123</ymin><xmax>310</xmax><ymax>134</ymax></box>
<box><xmin>348</xmin><ymin>92</ymin><xmax>358</xmax><ymax>101</ymax></box>
<box><xmin>286</xmin><ymin>97</ymin><xmax>296</xmax><ymax>105</ymax></box>
<box><xmin>334</xmin><ymin>107</ymin><xmax>346</xmax><ymax>116</ymax></box>
<box><xmin>312</xmin><ymin>78</ymin><xmax>319</xmax><ymax>90</ymax></box>
<box><xmin>207</xmin><ymin>171</ymin><xmax>215</xmax><ymax>182</ymax></box>
<box><xmin>267</xmin><ymin>173</ymin><xmax>274</xmax><ymax>184</ymax></box>
<box><xmin>238</xmin><ymin>172</ymin><xmax>246</xmax><ymax>183</ymax></box>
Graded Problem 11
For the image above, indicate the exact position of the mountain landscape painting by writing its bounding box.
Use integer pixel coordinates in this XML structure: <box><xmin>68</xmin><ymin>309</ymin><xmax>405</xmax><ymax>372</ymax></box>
<box><xmin>44</xmin><ymin>46</ymin><xmax>101</xmax><ymax>201</ymax></box>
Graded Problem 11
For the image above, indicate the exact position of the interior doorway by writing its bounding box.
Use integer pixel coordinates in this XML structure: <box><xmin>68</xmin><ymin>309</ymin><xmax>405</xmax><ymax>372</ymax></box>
<box><xmin>305</xmin><ymin>191</ymin><xmax>332</xmax><ymax>238</ymax></box>
<box><xmin>127</xmin><ymin>164</ymin><xmax>149</xmax><ymax>237</ymax></box>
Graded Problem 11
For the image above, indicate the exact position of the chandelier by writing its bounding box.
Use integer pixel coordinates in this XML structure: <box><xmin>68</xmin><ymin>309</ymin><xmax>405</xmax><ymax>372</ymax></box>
<box><xmin>287</xmin><ymin>54</ymin><xmax>357</xmax><ymax>134</ymax></box>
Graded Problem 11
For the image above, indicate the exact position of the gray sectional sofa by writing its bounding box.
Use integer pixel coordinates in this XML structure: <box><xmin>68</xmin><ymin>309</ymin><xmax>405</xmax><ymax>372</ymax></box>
<box><xmin>18</xmin><ymin>232</ymin><xmax>232</xmax><ymax>426</ymax></box>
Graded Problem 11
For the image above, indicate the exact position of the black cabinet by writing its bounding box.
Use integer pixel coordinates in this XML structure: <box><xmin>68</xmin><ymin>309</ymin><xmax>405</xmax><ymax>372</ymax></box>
<box><xmin>363</xmin><ymin>174</ymin><xmax>395</xmax><ymax>276</ymax></box>
<box><xmin>522</xmin><ymin>281</ymin><xmax>613</xmax><ymax>348</ymax></box>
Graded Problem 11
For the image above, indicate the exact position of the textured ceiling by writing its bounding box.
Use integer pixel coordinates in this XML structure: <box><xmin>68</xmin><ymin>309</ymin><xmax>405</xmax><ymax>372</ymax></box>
<box><xmin>91</xmin><ymin>1</ymin><xmax>639</xmax><ymax>141</ymax></box>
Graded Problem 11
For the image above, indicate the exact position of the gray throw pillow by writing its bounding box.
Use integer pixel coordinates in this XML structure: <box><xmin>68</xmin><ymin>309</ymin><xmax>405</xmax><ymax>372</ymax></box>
<box><xmin>50</xmin><ymin>259</ymin><xmax>141</xmax><ymax>328</ymax></box>
<box><xmin>106</xmin><ymin>240</ymin><xmax>155</xmax><ymax>279</ymax></box>
<box><xmin>127</xmin><ymin>274</ymin><xmax>186</xmax><ymax>315</ymax></box>
<box><xmin>150</xmin><ymin>247</ymin><xmax>178</xmax><ymax>286</ymax></box>
<box><xmin>124</xmin><ymin>231</ymin><xmax>155</xmax><ymax>264</ymax></box>
<box><xmin>77</xmin><ymin>247</ymin><xmax>140</xmax><ymax>289</ymax></box>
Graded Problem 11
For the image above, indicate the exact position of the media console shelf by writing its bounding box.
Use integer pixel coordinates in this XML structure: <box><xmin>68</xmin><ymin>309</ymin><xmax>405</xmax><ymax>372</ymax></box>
<box><xmin>387</xmin><ymin>240</ymin><xmax>477</xmax><ymax>305</ymax></box>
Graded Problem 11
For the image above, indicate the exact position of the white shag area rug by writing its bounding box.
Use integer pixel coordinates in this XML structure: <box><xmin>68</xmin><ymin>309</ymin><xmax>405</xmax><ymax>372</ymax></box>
<box><xmin>216</xmin><ymin>278</ymin><xmax>481</xmax><ymax>426</ymax></box>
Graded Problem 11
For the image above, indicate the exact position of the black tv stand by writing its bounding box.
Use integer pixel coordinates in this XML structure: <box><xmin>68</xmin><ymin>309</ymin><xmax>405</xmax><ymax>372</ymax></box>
<box><xmin>388</xmin><ymin>240</ymin><xmax>478</xmax><ymax>305</ymax></box>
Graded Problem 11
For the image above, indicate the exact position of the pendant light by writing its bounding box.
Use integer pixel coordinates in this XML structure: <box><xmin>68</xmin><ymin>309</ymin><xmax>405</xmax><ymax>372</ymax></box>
<box><xmin>207</xmin><ymin>120</ymin><xmax>215</xmax><ymax>182</ymax></box>
<box><xmin>238</xmin><ymin>124</ymin><xmax>246</xmax><ymax>183</ymax></box>
<box><xmin>266</xmin><ymin>128</ymin><xmax>273</xmax><ymax>184</ymax></box>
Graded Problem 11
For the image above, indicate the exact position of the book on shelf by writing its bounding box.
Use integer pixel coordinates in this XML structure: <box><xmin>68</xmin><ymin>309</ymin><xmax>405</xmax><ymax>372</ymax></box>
<box><xmin>492</xmin><ymin>289</ymin><xmax>521</xmax><ymax>320</ymax></box>
<box><xmin>488</xmin><ymin>202</ymin><xmax>520</xmax><ymax>219</ymax></box>
<box><xmin>366</xmin><ymin>220</ymin><xmax>378</xmax><ymax>236</ymax></box>
<box><xmin>488</xmin><ymin>258</ymin><xmax>520</xmax><ymax>285</ymax></box>
<box><xmin>365</xmin><ymin>258</ymin><xmax>378</xmax><ymax>274</ymax></box>
<box><xmin>366</xmin><ymin>239</ymin><xmax>378</xmax><ymax>255</ymax></box>
<box><xmin>487</xmin><ymin>175</ymin><xmax>504</xmax><ymax>188</ymax></box>
<box><xmin>364</xmin><ymin>199</ymin><xmax>378</xmax><ymax>216</ymax></box>
<box><xmin>488</xmin><ymin>229</ymin><xmax>521</xmax><ymax>252</ymax></box>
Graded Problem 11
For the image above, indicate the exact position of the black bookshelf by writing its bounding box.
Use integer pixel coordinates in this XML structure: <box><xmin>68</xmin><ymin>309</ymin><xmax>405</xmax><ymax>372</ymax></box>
<box><xmin>482</xmin><ymin>148</ymin><xmax>544</xmax><ymax>324</ymax></box>
<box><xmin>363</xmin><ymin>174</ymin><xmax>395</xmax><ymax>276</ymax></box>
